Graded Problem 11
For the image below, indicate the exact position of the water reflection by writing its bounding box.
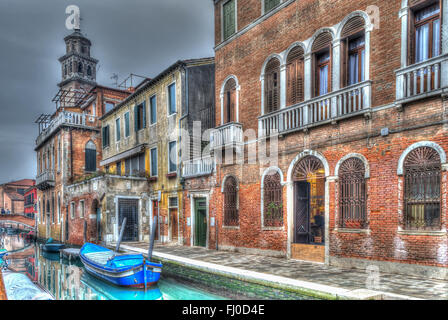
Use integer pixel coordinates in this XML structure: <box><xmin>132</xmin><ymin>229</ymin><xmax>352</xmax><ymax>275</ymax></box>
<box><xmin>1</xmin><ymin>231</ymin><xmax>225</xmax><ymax>300</ymax></box>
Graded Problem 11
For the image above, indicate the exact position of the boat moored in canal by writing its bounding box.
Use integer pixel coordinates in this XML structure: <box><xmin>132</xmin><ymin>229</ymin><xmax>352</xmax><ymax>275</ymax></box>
<box><xmin>41</xmin><ymin>238</ymin><xmax>65</xmax><ymax>253</ymax></box>
<box><xmin>80</xmin><ymin>243</ymin><xmax>162</xmax><ymax>289</ymax></box>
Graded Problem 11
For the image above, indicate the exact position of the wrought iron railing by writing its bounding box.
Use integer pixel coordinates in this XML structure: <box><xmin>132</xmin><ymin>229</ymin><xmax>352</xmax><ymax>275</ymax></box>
<box><xmin>182</xmin><ymin>156</ymin><xmax>214</xmax><ymax>178</ymax></box>
<box><xmin>259</xmin><ymin>80</ymin><xmax>372</xmax><ymax>137</ymax></box>
<box><xmin>36</xmin><ymin>111</ymin><xmax>97</xmax><ymax>147</ymax></box>
<box><xmin>396</xmin><ymin>53</ymin><xmax>448</xmax><ymax>102</ymax></box>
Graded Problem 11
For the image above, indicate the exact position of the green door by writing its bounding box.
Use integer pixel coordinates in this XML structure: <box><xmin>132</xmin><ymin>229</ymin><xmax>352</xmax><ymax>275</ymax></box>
<box><xmin>194</xmin><ymin>198</ymin><xmax>207</xmax><ymax>247</ymax></box>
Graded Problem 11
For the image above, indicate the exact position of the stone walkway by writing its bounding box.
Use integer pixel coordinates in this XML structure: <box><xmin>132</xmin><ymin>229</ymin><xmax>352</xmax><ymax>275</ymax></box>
<box><xmin>119</xmin><ymin>242</ymin><xmax>448</xmax><ymax>300</ymax></box>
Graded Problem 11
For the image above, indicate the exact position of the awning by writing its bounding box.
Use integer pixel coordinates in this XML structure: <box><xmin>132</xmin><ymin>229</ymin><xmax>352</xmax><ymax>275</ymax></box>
<box><xmin>100</xmin><ymin>144</ymin><xmax>147</xmax><ymax>167</ymax></box>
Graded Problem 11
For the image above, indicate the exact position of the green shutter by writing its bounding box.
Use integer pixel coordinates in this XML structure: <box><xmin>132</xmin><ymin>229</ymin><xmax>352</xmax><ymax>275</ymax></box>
<box><xmin>125</xmin><ymin>113</ymin><xmax>130</xmax><ymax>137</ymax></box>
<box><xmin>142</xmin><ymin>101</ymin><xmax>147</xmax><ymax>128</ymax></box>
<box><xmin>134</xmin><ymin>105</ymin><xmax>138</xmax><ymax>132</ymax></box>
<box><xmin>223</xmin><ymin>0</ymin><xmax>236</xmax><ymax>40</ymax></box>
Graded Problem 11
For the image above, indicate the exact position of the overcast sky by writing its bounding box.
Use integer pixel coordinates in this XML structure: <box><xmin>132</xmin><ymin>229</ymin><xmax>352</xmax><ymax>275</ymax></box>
<box><xmin>0</xmin><ymin>0</ymin><xmax>214</xmax><ymax>183</ymax></box>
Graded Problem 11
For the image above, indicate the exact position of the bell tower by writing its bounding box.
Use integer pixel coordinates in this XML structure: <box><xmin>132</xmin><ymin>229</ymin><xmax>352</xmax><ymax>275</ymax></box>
<box><xmin>58</xmin><ymin>23</ymin><xmax>98</xmax><ymax>92</ymax></box>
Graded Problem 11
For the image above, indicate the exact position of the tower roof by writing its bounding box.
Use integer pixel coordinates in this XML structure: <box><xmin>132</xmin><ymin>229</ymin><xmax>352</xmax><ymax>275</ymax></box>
<box><xmin>64</xmin><ymin>29</ymin><xmax>92</xmax><ymax>46</ymax></box>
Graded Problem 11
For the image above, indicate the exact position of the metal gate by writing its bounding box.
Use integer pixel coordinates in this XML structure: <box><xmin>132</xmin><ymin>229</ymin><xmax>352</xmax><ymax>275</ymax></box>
<box><xmin>294</xmin><ymin>181</ymin><xmax>310</xmax><ymax>244</ymax></box>
<box><xmin>118</xmin><ymin>199</ymin><xmax>139</xmax><ymax>242</ymax></box>
<box><xmin>194</xmin><ymin>198</ymin><xmax>207</xmax><ymax>247</ymax></box>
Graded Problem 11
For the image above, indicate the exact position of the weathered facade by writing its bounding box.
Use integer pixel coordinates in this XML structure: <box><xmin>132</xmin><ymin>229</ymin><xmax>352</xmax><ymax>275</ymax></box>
<box><xmin>100</xmin><ymin>58</ymin><xmax>215</xmax><ymax>245</ymax></box>
<box><xmin>34</xmin><ymin>27</ymin><xmax>130</xmax><ymax>244</ymax></box>
<box><xmin>209</xmin><ymin>0</ymin><xmax>448</xmax><ymax>279</ymax></box>
<box><xmin>0</xmin><ymin>179</ymin><xmax>35</xmax><ymax>215</ymax></box>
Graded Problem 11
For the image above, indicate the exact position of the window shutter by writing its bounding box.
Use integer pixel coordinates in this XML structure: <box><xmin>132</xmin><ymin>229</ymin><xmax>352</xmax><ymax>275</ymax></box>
<box><xmin>134</xmin><ymin>105</ymin><xmax>138</xmax><ymax>132</ymax></box>
<box><xmin>340</xmin><ymin>39</ymin><xmax>348</xmax><ymax>87</ymax></box>
<box><xmin>265</xmin><ymin>59</ymin><xmax>280</xmax><ymax>113</ymax></box>
<box><xmin>340</xmin><ymin>16</ymin><xmax>365</xmax><ymax>38</ymax></box>
<box><xmin>224</xmin><ymin>0</ymin><xmax>235</xmax><ymax>40</ymax></box>
<box><xmin>286</xmin><ymin>47</ymin><xmax>305</xmax><ymax>105</ymax></box>
<box><xmin>142</xmin><ymin>101</ymin><xmax>147</xmax><ymax>128</ymax></box>
<box><xmin>408</xmin><ymin>10</ymin><xmax>416</xmax><ymax>64</ymax></box>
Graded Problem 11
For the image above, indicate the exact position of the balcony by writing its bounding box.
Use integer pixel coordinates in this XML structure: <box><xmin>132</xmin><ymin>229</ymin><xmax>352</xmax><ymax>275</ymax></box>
<box><xmin>210</xmin><ymin>122</ymin><xmax>243</xmax><ymax>149</ymax></box>
<box><xmin>259</xmin><ymin>80</ymin><xmax>372</xmax><ymax>137</ymax></box>
<box><xmin>36</xmin><ymin>111</ymin><xmax>97</xmax><ymax>148</ymax></box>
<box><xmin>182</xmin><ymin>156</ymin><xmax>214</xmax><ymax>178</ymax></box>
<box><xmin>36</xmin><ymin>171</ymin><xmax>55</xmax><ymax>190</ymax></box>
<box><xmin>396</xmin><ymin>53</ymin><xmax>448</xmax><ymax>104</ymax></box>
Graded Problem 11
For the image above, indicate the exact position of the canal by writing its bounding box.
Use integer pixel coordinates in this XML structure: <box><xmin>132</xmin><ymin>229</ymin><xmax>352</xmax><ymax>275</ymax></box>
<box><xmin>1</xmin><ymin>229</ymin><xmax>227</xmax><ymax>300</ymax></box>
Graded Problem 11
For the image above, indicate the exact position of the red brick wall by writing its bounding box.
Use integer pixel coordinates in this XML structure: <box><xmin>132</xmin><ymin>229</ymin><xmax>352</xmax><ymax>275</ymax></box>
<box><xmin>212</xmin><ymin>0</ymin><xmax>448</xmax><ymax>268</ymax></box>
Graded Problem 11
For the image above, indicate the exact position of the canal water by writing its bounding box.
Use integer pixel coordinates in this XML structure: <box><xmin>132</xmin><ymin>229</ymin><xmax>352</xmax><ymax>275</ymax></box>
<box><xmin>0</xmin><ymin>229</ymin><xmax>227</xmax><ymax>300</ymax></box>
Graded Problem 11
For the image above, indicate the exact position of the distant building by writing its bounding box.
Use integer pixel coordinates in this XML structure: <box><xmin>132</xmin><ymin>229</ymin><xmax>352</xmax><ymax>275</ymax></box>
<box><xmin>24</xmin><ymin>185</ymin><xmax>37</xmax><ymax>219</ymax></box>
<box><xmin>0</xmin><ymin>179</ymin><xmax>35</xmax><ymax>215</ymax></box>
<box><xmin>34</xmin><ymin>26</ymin><xmax>131</xmax><ymax>242</ymax></box>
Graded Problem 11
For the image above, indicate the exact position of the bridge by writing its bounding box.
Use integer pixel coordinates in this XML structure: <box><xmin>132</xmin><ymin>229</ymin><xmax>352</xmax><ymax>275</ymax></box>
<box><xmin>0</xmin><ymin>215</ymin><xmax>36</xmax><ymax>230</ymax></box>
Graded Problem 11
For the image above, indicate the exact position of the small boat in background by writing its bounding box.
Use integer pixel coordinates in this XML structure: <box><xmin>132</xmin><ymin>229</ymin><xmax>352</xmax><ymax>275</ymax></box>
<box><xmin>80</xmin><ymin>243</ymin><xmax>162</xmax><ymax>288</ymax></box>
<box><xmin>41</xmin><ymin>238</ymin><xmax>65</xmax><ymax>253</ymax></box>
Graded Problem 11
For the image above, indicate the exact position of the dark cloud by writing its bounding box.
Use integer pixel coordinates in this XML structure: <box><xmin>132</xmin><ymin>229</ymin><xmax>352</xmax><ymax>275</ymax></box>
<box><xmin>0</xmin><ymin>0</ymin><xmax>214</xmax><ymax>182</ymax></box>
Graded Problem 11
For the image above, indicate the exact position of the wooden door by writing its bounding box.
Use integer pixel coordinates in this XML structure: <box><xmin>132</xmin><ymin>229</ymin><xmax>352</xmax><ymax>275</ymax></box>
<box><xmin>152</xmin><ymin>201</ymin><xmax>159</xmax><ymax>241</ymax></box>
<box><xmin>170</xmin><ymin>208</ymin><xmax>178</xmax><ymax>241</ymax></box>
<box><xmin>194</xmin><ymin>199</ymin><xmax>207</xmax><ymax>247</ymax></box>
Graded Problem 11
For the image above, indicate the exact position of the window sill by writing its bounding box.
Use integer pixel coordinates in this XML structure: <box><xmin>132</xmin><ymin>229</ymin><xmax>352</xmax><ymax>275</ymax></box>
<box><xmin>335</xmin><ymin>228</ymin><xmax>370</xmax><ymax>234</ymax></box>
<box><xmin>222</xmin><ymin>226</ymin><xmax>240</xmax><ymax>230</ymax></box>
<box><xmin>166</xmin><ymin>172</ymin><xmax>177</xmax><ymax>179</ymax></box>
<box><xmin>262</xmin><ymin>226</ymin><xmax>284</xmax><ymax>231</ymax></box>
<box><xmin>148</xmin><ymin>176</ymin><xmax>158</xmax><ymax>182</ymax></box>
<box><xmin>397</xmin><ymin>229</ymin><xmax>446</xmax><ymax>236</ymax></box>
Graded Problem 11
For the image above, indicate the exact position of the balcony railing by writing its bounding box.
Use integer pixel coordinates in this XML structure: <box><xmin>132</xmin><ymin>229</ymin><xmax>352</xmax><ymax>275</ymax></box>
<box><xmin>396</xmin><ymin>53</ymin><xmax>448</xmax><ymax>103</ymax></box>
<box><xmin>182</xmin><ymin>156</ymin><xmax>214</xmax><ymax>178</ymax></box>
<box><xmin>36</xmin><ymin>111</ymin><xmax>97</xmax><ymax>147</ymax></box>
<box><xmin>211</xmin><ymin>122</ymin><xmax>243</xmax><ymax>149</ymax></box>
<box><xmin>36</xmin><ymin>171</ymin><xmax>55</xmax><ymax>190</ymax></box>
<box><xmin>259</xmin><ymin>80</ymin><xmax>372</xmax><ymax>137</ymax></box>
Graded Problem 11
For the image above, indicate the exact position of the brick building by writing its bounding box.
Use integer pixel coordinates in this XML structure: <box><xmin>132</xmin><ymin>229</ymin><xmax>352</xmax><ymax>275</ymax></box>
<box><xmin>0</xmin><ymin>179</ymin><xmax>35</xmax><ymax>215</ymax></box>
<box><xmin>24</xmin><ymin>185</ymin><xmax>37</xmax><ymax>219</ymax></box>
<box><xmin>205</xmin><ymin>0</ymin><xmax>448</xmax><ymax>279</ymax></box>
<box><xmin>34</xmin><ymin>26</ymin><xmax>130</xmax><ymax>243</ymax></box>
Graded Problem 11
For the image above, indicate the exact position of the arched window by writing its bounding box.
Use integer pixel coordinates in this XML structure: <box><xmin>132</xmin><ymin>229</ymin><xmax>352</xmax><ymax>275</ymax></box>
<box><xmin>340</xmin><ymin>16</ymin><xmax>366</xmax><ymax>88</ymax></box>
<box><xmin>223</xmin><ymin>78</ymin><xmax>236</xmax><ymax>123</ymax></box>
<box><xmin>64</xmin><ymin>64</ymin><xmax>67</xmax><ymax>76</ymax></box>
<box><xmin>286</xmin><ymin>46</ymin><xmax>305</xmax><ymax>106</ymax></box>
<box><xmin>87</xmin><ymin>65</ymin><xmax>92</xmax><ymax>77</ymax></box>
<box><xmin>69</xmin><ymin>62</ymin><xmax>73</xmax><ymax>73</ymax></box>
<box><xmin>339</xmin><ymin>158</ymin><xmax>367</xmax><ymax>228</ymax></box>
<box><xmin>264</xmin><ymin>58</ymin><xmax>281</xmax><ymax>114</ymax></box>
<box><xmin>78</xmin><ymin>62</ymin><xmax>83</xmax><ymax>73</ymax></box>
<box><xmin>85</xmin><ymin>141</ymin><xmax>97</xmax><ymax>172</ymax></box>
<box><xmin>263</xmin><ymin>171</ymin><xmax>283</xmax><ymax>227</ymax></box>
<box><xmin>223</xmin><ymin>176</ymin><xmax>239</xmax><ymax>226</ymax></box>
<box><xmin>312</xmin><ymin>32</ymin><xmax>333</xmax><ymax>97</ymax></box>
<box><xmin>404</xmin><ymin>147</ymin><xmax>441</xmax><ymax>230</ymax></box>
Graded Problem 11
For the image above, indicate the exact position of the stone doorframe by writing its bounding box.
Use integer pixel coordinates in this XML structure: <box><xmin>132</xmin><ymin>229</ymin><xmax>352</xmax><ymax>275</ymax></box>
<box><xmin>286</xmin><ymin>149</ymin><xmax>334</xmax><ymax>264</ymax></box>
<box><xmin>189</xmin><ymin>192</ymin><xmax>210</xmax><ymax>249</ymax></box>
<box><xmin>113</xmin><ymin>195</ymin><xmax>143</xmax><ymax>243</ymax></box>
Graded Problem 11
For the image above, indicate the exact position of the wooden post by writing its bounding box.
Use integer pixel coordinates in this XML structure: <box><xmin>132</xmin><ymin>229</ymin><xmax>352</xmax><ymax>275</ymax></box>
<box><xmin>147</xmin><ymin>216</ymin><xmax>157</xmax><ymax>262</ymax></box>
<box><xmin>115</xmin><ymin>218</ymin><xmax>127</xmax><ymax>253</ymax></box>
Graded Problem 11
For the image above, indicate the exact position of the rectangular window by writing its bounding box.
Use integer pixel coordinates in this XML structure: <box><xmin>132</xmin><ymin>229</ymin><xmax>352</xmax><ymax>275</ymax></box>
<box><xmin>116</xmin><ymin>118</ymin><xmax>121</xmax><ymax>142</ymax></box>
<box><xmin>169</xmin><ymin>197</ymin><xmax>178</xmax><ymax>208</ymax></box>
<box><xmin>168</xmin><ymin>83</ymin><xmax>176</xmax><ymax>115</ymax></box>
<box><xmin>117</xmin><ymin>161</ymin><xmax>122</xmax><ymax>176</ymax></box>
<box><xmin>317</xmin><ymin>51</ymin><xmax>331</xmax><ymax>96</ymax></box>
<box><xmin>150</xmin><ymin>148</ymin><xmax>158</xmax><ymax>177</ymax></box>
<box><xmin>80</xmin><ymin>200</ymin><xmax>85</xmax><ymax>219</ymax></box>
<box><xmin>150</xmin><ymin>95</ymin><xmax>157</xmax><ymax>124</ymax></box>
<box><xmin>102</xmin><ymin>126</ymin><xmax>110</xmax><ymax>148</ymax></box>
<box><xmin>223</xmin><ymin>0</ymin><xmax>236</xmax><ymax>41</ymax></box>
<box><xmin>125</xmin><ymin>158</ymin><xmax>131</xmax><ymax>176</ymax></box>
<box><xmin>139</xmin><ymin>153</ymin><xmax>146</xmax><ymax>174</ymax></box>
<box><xmin>168</xmin><ymin>141</ymin><xmax>177</xmax><ymax>173</ymax></box>
<box><xmin>135</xmin><ymin>102</ymin><xmax>146</xmax><ymax>131</ymax></box>
<box><xmin>124</xmin><ymin>112</ymin><xmax>130</xmax><ymax>137</ymax></box>
<box><xmin>414</xmin><ymin>3</ymin><xmax>441</xmax><ymax>63</ymax></box>
<box><xmin>264</xmin><ymin>0</ymin><xmax>280</xmax><ymax>13</ymax></box>
<box><xmin>347</xmin><ymin>36</ymin><xmax>365</xmax><ymax>86</ymax></box>
<box><xmin>70</xmin><ymin>202</ymin><xmax>75</xmax><ymax>219</ymax></box>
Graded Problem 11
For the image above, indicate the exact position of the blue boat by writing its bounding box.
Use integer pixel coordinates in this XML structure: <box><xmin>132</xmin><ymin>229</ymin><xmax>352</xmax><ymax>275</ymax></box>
<box><xmin>80</xmin><ymin>243</ymin><xmax>162</xmax><ymax>289</ymax></box>
<box><xmin>0</xmin><ymin>248</ymin><xmax>7</xmax><ymax>259</ymax></box>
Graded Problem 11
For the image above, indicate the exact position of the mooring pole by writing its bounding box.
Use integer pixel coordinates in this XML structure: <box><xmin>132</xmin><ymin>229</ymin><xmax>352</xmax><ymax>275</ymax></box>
<box><xmin>115</xmin><ymin>218</ymin><xmax>127</xmax><ymax>253</ymax></box>
<box><xmin>147</xmin><ymin>216</ymin><xmax>157</xmax><ymax>262</ymax></box>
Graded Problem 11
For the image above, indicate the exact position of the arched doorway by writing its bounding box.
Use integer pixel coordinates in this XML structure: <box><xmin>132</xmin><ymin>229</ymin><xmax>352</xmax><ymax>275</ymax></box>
<box><xmin>291</xmin><ymin>155</ymin><xmax>326</xmax><ymax>262</ymax></box>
